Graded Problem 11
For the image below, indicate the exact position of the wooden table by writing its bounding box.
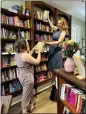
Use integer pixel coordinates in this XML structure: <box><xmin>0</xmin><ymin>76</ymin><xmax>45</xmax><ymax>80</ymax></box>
<box><xmin>54</xmin><ymin>68</ymin><xmax>86</xmax><ymax>114</ymax></box>
<box><xmin>1</xmin><ymin>95</ymin><xmax>12</xmax><ymax>114</ymax></box>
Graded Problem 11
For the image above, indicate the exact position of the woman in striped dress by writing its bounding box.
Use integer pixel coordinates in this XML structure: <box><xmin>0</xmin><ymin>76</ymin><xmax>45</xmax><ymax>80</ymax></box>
<box><xmin>14</xmin><ymin>38</ymin><xmax>42</xmax><ymax>113</ymax></box>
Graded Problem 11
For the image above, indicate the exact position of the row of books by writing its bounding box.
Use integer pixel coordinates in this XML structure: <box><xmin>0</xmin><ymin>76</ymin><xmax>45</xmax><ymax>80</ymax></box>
<box><xmin>1</xmin><ymin>69</ymin><xmax>17</xmax><ymax>83</ymax></box>
<box><xmin>34</xmin><ymin>10</ymin><xmax>55</xmax><ymax>24</ymax></box>
<box><xmin>17</xmin><ymin>30</ymin><xmax>30</xmax><ymax>40</ymax></box>
<box><xmin>35</xmin><ymin>63</ymin><xmax>47</xmax><ymax>72</ymax></box>
<box><xmin>1</xmin><ymin>15</ymin><xmax>30</xmax><ymax>28</ymax></box>
<box><xmin>1</xmin><ymin>28</ymin><xmax>31</xmax><ymax>40</ymax></box>
<box><xmin>1</xmin><ymin>80</ymin><xmax>22</xmax><ymax>95</ymax></box>
<box><xmin>1</xmin><ymin>55</ymin><xmax>16</xmax><ymax>68</ymax></box>
<box><xmin>36</xmin><ymin>71</ymin><xmax>53</xmax><ymax>83</ymax></box>
<box><xmin>35</xmin><ymin>34</ymin><xmax>52</xmax><ymax>41</ymax></box>
<box><xmin>60</xmin><ymin>84</ymin><xmax>86</xmax><ymax>113</ymax></box>
<box><xmin>35</xmin><ymin>22</ymin><xmax>53</xmax><ymax>32</ymax></box>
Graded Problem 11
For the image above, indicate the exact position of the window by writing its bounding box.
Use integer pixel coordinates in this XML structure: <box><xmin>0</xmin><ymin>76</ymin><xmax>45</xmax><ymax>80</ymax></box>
<box><xmin>72</xmin><ymin>24</ymin><xmax>81</xmax><ymax>43</ymax></box>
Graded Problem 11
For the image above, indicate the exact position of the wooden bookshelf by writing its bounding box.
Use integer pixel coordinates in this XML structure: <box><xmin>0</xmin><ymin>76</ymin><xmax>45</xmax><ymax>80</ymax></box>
<box><xmin>1</xmin><ymin>23</ymin><xmax>31</xmax><ymax>31</ymax></box>
<box><xmin>54</xmin><ymin>68</ymin><xmax>86</xmax><ymax>114</ymax></box>
<box><xmin>60</xmin><ymin>99</ymin><xmax>79</xmax><ymax>114</ymax></box>
<box><xmin>1</xmin><ymin>7</ymin><xmax>32</xmax><ymax>97</ymax></box>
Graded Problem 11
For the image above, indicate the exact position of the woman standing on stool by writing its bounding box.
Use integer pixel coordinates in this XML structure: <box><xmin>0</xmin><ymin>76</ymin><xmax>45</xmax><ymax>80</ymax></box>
<box><xmin>44</xmin><ymin>17</ymin><xmax>68</xmax><ymax>102</ymax></box>
<box><xmin>45</xmin><ymin>17</ymin><xmax>68</xmax><ymax>70</ymax></box>
<box><xmin>14</xmin><ymin>38</ymin><xmax>42</xmax><ymax>113</ymax></box>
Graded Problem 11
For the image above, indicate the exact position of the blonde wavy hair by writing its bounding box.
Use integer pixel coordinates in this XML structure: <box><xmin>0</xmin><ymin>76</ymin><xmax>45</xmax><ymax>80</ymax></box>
<box><xmin>57</xmin><ymin>17</ymin><xmax>68</xmax><ymax>34</ymax></box>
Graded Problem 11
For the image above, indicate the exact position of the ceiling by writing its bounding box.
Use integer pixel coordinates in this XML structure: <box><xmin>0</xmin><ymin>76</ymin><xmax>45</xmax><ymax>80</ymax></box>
<box><xmin>43</xmin><ymin>0</ymin><xmax>85</xmax><ymax>22</ymax></box>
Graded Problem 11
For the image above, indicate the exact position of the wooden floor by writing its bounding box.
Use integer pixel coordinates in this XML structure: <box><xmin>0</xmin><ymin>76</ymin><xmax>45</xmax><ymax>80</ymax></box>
<box><xmin>9</xmin><ymin>88</ymin><xmax>57</xmax><ymax>113</ymax></box>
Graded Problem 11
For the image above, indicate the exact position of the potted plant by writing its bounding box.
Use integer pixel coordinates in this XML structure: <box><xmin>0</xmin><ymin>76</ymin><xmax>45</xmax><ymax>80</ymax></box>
<box><xmin>60</xmin><ymin>40</ymin><xmax>80</xmax><ymax>72</ymax></box>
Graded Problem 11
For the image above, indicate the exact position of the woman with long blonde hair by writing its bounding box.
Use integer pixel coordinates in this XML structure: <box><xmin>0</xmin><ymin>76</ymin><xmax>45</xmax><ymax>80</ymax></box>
<box><xmin>44</xmin><ymin>17</ymin><xmax>68</xmax><ymax>70</ymax></box>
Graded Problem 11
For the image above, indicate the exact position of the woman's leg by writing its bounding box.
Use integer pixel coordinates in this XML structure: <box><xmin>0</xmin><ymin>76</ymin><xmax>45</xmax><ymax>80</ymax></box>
<box><xmin>21</xmin><ymin>80</ymin><xmax>34</xmax><ymax>113</ymax></box>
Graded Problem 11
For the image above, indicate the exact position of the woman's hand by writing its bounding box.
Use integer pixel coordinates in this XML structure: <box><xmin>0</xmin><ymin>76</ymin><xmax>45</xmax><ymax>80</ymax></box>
<box><xmin>43</xmin><ymin>41</ymin><xmax>52</xmax><ymax>45</ymax></box>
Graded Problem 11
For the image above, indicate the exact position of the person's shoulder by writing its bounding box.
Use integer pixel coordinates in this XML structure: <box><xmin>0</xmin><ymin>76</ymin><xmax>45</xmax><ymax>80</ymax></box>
<box><xmin>22</xmin><ymin>52</ymin><xmax>30</xmax><ymax>57</ymax></box>
<box><xmin>61</xmin><ymin>30</ymin><xmax>66</xmax><ymax>34</ymax></box>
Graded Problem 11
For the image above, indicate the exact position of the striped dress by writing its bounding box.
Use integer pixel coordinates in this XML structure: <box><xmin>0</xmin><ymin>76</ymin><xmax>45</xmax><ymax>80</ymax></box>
<box><xmin>15</xmin><ymin>52</ymin><xmax>34</xmax><ymax>110</ymax></box>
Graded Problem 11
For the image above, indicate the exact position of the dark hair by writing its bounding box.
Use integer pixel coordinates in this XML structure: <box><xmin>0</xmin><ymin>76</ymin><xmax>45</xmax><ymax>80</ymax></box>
<box><xmin>14</xmin><ymin>38</ymin><xmax>27</xmax><ymax>53</ymax></box>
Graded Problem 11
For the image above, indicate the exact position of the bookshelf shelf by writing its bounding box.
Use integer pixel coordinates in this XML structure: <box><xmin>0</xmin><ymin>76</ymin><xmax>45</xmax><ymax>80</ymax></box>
<box><xmin>1</xmin><ymin>52</ymin><xmax>15</xmax><ymax>55</ymax></box>
<box><xmin>1</xmin><ymin>38</ymin><xmax>33</xmax><ymax>43</ymax></box>
<box><xmin>1</xmin><ymin>78</ymin><xmax>18</xmax><ymax>85</ymax></box>
<box><xmin>36</xmin><ymin>70</ymin><xmax>48</xmax><ymax>74</ymax></box>
<box><xmin>35</xmin><ymin>29</ymin><xmax>53</xmax><ymax>34</ymax></box>
<box><xmin>37</xmin><ymin>77</ymin><xmax>53</xmax><ymax>86</ymax></box>
<box><xmin>9</xmin><ymin>89</ymin><xmax>23</xmax><ymax>97</ymax></box>
<box><xmin>34</xmin><ymin>40</ymin><xmax>51</xmax><ymax>42</ymax></box>
<box><xmin>34</xmin><ymin>18</ymin><xmax>49</xmax><ymax>25</ymax></box>
<box><xmin>1</xmin><ymin>65</ymin><xmax>17</xmax><ymax>70</ymax></box>
<box><xmin>41</xmin><ymin>59</ymin><xmax>48</xmax><ymax>63</ymax></box>
<box><xmin>1</xmin><ymin>8</ymin><xmax>32</xmax><ymax>20</ymax></box>
<box><xmin>1</xmin><ymin>38</ymin><xmax>16</xmax><ymax>43</ymax></box>
<box><xmin>60</xmin><ymin>99</ymin><xmax>78</xmax><ymax>114</ymax></box>
<box><xmin>1</xmin><ymin>23</ymin><xmax>32</xmax><ymax>31</ymax></box>
<box><xmin>35</xmin><ymin>51</ymin><xmax>48</xmax><ymax>54</ymax></box>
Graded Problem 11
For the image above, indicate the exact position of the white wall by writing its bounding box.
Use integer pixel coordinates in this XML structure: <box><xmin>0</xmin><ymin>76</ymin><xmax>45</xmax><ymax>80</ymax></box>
<box><xmin>72</xmin><ymin>16</ymin><xmax>85</xmax><ymax>39</ymax></box>
<box><xmin>1</xmin><ymin>1</ymin><xmax>24</xmax><ymax>9</ymax></box>
<box><xmin>72</xmin><ymin>16</ymin><xmax>85</xmax><ymax>49</ymax></box>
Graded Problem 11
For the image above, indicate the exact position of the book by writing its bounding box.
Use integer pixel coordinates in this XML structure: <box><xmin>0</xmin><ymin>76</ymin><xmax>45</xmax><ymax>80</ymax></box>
<box><xmin>60</xmin><ymin>84</ymin><xmax>72</xmax><ymax>100</ymax></box>
<box><xmin>35</xmin><ymin>41</ymin><xmax>45</xmax><ymax>49</ymax></box>
<box><xmin>14</xmin><ymin>16</ymin><xmax>19</xmax><ymax>26</ymax></box>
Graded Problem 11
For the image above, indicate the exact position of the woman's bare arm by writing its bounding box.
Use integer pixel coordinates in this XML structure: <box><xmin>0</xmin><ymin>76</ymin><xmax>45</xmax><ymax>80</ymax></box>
<box><xmin>48</xmin><ymin>17</ymin><xmax>58</xmax><ymax>31</ymax></box>
<box><xmin>22</xmin><ymin>50</ymin><xmax>41</xmax><ymax>65</ymax></box>
<box><xmin>44</xmin><ymin>31</ymin><xmax>66</xmax><ymax>45</ymax></box>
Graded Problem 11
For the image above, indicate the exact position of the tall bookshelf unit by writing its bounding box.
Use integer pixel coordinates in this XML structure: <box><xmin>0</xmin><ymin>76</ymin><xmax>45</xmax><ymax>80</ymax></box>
<box><xmin>1</xmin><ymin>8</ymin><xmax>32</xmax><ymax>97</ymax></box>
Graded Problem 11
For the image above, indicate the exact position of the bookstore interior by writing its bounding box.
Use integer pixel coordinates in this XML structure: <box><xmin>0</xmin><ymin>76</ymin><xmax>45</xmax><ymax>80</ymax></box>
<box><xmin>1</xmin><ymin>1</ymin><xmax>86</xmax><ymax>114</ymax></box>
